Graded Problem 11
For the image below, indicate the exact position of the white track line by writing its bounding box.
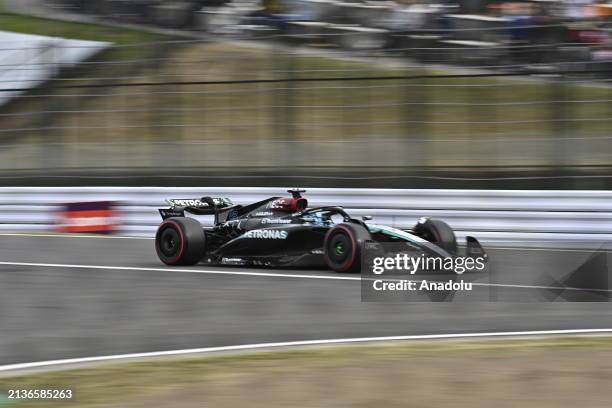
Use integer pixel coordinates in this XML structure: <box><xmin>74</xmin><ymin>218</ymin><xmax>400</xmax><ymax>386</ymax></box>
<box><xmin>0</xmin><ymin>261</ymin><xmax>360</xmax><ymax>281</ymax></box>
<box><xmin>0</xmin><ymin>232</ymin><xmax>152</xmax><ymax>240</ymax></box>
<box><xmin>1</xmin><ymin>329</ymin><xmax>612</xmax><ymax>373</ymax></box>
<box><xmin>490</xmin><ymin>246</ymin><xmax>612</xmax><ymax>253</ymax></box>
<box><xmin>1</xmin><ymin>260</ymin><xmax>611</xmax><ymax>292</ymax></box>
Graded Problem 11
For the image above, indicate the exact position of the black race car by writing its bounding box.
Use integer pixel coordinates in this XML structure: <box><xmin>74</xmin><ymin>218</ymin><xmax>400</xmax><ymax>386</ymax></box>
<box><xmin>155</xmin><ymin>189</ymin><xmax>487</xmax><ymax>273</ymax></box>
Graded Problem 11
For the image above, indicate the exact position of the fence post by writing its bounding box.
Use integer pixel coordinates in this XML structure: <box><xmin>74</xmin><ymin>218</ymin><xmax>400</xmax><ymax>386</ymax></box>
<box><xmin>550</xmin><ymin>74</ymin><xmax>568</xmax><ymax>169</ymax></box>
<box><xmin>404</xmin><ymin>68</ymin><xmax>430</xmax><ymax>168</ymax></box>
<box><xmin>272</xmin><ymin>45</ymin><xmax>296</xmax><ymax>168</ymax></box>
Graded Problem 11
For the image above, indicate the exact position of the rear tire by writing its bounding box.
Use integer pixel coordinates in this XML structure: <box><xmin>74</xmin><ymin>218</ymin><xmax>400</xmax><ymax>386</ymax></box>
<box><xmin>324</xmin><ymin>223</ymin><xmax>371</xmax><ymax>273</ymax></box>
<box><xmin>155</xmin><ymin>217</ymin><xmax>205</xmax><ymax>266</ymax></box>
<box><xmin>413</xmin><ymin>218</ymin><xmax>457</xmax><ymax>254</ymax></box>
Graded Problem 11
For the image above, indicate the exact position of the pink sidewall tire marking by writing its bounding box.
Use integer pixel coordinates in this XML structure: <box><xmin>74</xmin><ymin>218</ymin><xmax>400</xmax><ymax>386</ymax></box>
<box><xmin>156</xmin><ymin>220</ymin><xmax>186</xmax><ymax>265</ymax></box>
<box><xmin>324</xmin><ymin>225</ymin><xmax>357</xmax><ymax>272</ymax></box>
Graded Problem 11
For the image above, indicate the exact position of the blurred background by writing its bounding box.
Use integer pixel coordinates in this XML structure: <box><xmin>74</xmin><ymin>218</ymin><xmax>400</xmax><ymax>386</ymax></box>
<box><xmin>0</xmin><ymin>0</ymin><xmax>611</xmax><ymax>187</ymax></box>
<box><xmin>1</xmin><ymin>4</ymin><xmax>612</xmax><ymax>402</ymax></box>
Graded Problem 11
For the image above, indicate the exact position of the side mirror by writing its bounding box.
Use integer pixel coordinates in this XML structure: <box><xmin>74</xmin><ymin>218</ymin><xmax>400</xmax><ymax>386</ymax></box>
<box><xmin>362</xmin><ymin>216</ymin><xmax>373</xmax><ymax>221</ymax></box>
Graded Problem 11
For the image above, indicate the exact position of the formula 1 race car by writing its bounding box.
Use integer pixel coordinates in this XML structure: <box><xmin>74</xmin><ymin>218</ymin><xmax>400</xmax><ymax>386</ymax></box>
<box><xmin>155</xmin><ymin>189</ymin><xmax>487</xmax><ymax>273</ymax></box>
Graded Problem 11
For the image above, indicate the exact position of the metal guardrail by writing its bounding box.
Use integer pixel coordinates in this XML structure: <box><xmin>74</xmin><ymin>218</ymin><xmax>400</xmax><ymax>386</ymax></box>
<box><xmin>1</xmin><ymin>187</ymin><xmax>612</xmax><ymax>247</ymax></box>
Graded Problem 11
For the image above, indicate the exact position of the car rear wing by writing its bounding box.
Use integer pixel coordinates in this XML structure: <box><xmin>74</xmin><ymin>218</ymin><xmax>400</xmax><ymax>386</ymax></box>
<box><xmin>159</xmin><ymin>197</ymin><xmax>236</xmax><ymax>223</ymax></box>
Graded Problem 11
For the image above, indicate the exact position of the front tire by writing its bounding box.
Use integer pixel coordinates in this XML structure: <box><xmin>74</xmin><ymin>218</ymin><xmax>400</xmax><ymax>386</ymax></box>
<box><xmin>155</xmin><ymin>217</ymin><xmax>205</xmax><ymax>265</ymax></box>
<box><xmin>413</xmin><ymin>218</ymin><xmax>457</xmax><ymax>255</ymax></box>
<box><xmin>324</xmin><ymin>223</ymin><xmax>371</xmax><ymax>273</ymax></box>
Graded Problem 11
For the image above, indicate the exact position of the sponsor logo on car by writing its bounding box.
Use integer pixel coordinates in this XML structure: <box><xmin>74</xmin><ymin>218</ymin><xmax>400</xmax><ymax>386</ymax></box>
<box><xmin>254</xmin><ymin>212</ymin><xmax>273</xmax><ymax>216</ymax></box>
<box><xmin>267</xmin><ymin>199</ymin><xmax>285</xmax><ymax>209</ymax></box>
<box><xmin>159</xmin><ymin>209</ymin><xmax>184</xmax><ymax>219</ymax></box>
<box><xmin>221</xmin><ymin>257</ymin><xmax>245</xmax><ymax>265</ymax></box>
<box><xmin>244</xmin><ymin>229</ymin><xmax>288</xmax><ymax>239</ymax></box>
<box><xmin>261</xmin><ymin>218</ymin><xmax>292</xmax><ymax>224</ymax></box>
<box><xmin>168</xmin><ymin>197</ymin><xmax>233</xmax><ymax>208</ymax></box>
<box><xmin>169</xmin><ymin>199</ymin><xmax>208</xmax><ymax>207</ymax></box>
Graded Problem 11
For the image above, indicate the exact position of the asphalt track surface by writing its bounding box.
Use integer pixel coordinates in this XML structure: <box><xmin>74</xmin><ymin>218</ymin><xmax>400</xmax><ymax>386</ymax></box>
<box><xmin>0</xmin><ymin>234</ymin><xmax>611</xmax><ymax>366</ymax></box>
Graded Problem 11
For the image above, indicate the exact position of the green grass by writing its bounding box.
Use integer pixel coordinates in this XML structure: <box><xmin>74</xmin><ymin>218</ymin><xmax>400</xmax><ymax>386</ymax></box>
<box><xmin>0</xmin><ymin>12</ymin><xmax>161</xmax><ymax>44</ymax></box>
<box><xmin>1</xmin><ymin>336</ymin><xmax>612</xmax><ymax>407</ymax></box>
<box><xmin>116</xmin><ymin>44</ymin><xmax>611</xmax><ymax>142</ymax></box>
